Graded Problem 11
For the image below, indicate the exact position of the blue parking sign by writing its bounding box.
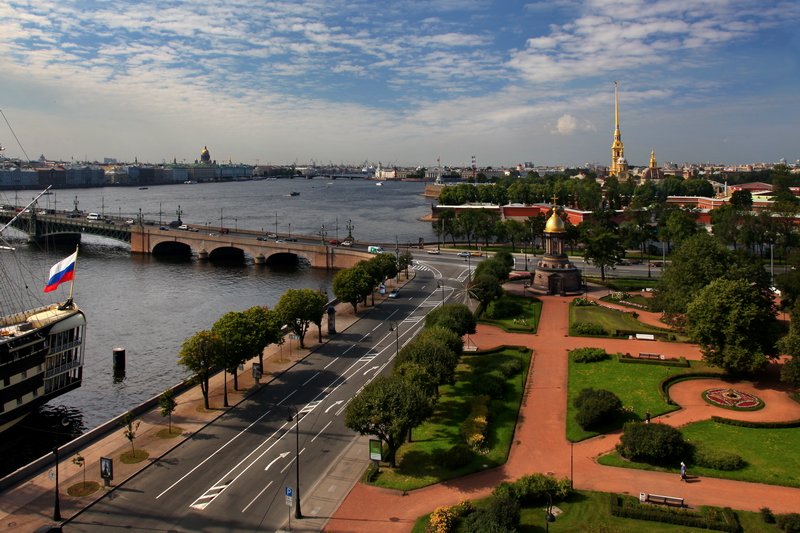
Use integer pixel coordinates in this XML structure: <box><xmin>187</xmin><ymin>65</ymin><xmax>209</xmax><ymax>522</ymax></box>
<box><xmin>286</xmin><ymin>487</ymin><xmax>293</xmax><ymax>497</ymax></box>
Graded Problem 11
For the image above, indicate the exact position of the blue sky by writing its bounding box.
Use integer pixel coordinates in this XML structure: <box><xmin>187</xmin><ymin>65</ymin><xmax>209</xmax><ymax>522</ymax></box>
<box><xmin>0</xmin><ymin>0</ymin><xmax>798</xmax><ymax>168</ymax></box>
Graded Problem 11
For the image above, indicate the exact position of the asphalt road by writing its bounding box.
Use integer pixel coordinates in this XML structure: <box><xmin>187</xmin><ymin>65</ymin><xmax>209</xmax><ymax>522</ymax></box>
<box><xmin>66</xmin><ymin>258</ymin><xmax>470</xmax><ymax>533</ymax></box>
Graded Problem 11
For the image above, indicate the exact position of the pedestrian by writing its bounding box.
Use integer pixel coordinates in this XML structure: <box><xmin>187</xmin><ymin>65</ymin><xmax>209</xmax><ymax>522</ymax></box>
<box><xmin>645</xmin><ymin>410</ymin><xmax>651</xmax><ymax>424</ymax></box>
<box><xmin>680</xmin><ymin>462</ymin><xmax>687</xmax><ymax>482</ymax></box>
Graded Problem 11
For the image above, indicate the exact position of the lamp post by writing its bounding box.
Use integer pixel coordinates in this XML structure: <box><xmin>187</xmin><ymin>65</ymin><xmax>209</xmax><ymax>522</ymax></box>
<box><xmin>437</xmin><ymin>281</ymin><xmax>445</xmax><ymax>304</ymax></box>
<box><xmin>545</xmin><ymin>493</ymin><xmax>556</xmax><ymax>532</ymax></box>
<box><xmin>53</xmin><ymin>416</ymin><xmax>70</xmax><ymax>521</ymax></box>
<box><xmin>219</xmin><ymin>207</ymin><xmax>223</xmax><ymax>230</ymax></box>
<box><xmin>389</xmin><ymin>321</ymin><xmax>400</xmax><ymax>355</ymax></box>
<box><xmin>346</xmin><ymin>219</ymin><xmax>354</xmax><ymax>240</ymax></box>
<box><xmin>234</xmin><ymin>218</ymin><xmax>238</xmax><ymax>232</ymax></box>
<box><xmin>286</xmin><ymin>406</ymin><xmax>303</xmax><ymax>519</ymax></box>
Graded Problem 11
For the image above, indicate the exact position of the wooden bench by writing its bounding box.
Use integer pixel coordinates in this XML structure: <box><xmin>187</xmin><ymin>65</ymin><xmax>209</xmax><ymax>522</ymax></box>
<box><xmin>647</xmin><ymin>493</ymin><xmax>684</xmax><ymax>506</ymax></box>
<box><xmin>638</xmin><ymin>352</ymin><xmax>662</xmax><ymax>359</ymax></box>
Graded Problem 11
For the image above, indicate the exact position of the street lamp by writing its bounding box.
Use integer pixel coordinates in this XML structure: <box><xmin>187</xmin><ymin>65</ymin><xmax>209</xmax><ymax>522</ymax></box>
<box><xmin>53</xmin><ymin>416</ymin><xmax>70</xmax><ymax>521</ymax></box>
<box><xmin>389</xmin><ymin>321</ymin><xmax>400</xmax><ymax>355</ymax></box>
<box><xmin>286</xmin><ymin>406</ymin><xmax>303</xmax><ymax>519</ymax></box>
<box><xmin>437</xmin><ymin>281</ymin><xmax>445</xmax><ymax>304</ymax></box>
<box><xmin>545</xmin><ymin>493</ymin><xmax>556</xmax><ymax>532</ymax></box>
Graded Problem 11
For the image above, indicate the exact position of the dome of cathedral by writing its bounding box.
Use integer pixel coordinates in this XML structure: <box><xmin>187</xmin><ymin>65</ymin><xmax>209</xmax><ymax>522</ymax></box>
<box><xmin>617</xmin><ymin>156</ymin><xmax>627</xmax><ymax>165</ymax></box>
<box><xmin>545</xmin><ymin>209</ymin><xmax>565</xmax><ymax>233</ymax></box>
<box><xmin>200</xmin><ymin>146</ymin><xmax>211</xmax><ymax>163</ymax></box>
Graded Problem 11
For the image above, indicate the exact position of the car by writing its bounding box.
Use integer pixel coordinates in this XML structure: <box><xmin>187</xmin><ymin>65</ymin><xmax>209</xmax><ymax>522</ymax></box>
<box><xmin>178</xmin><ymin>224</ymin><xmax>190</xmax><ymax>231</ymax></box>
<box><xmin>470</xmin><ymin>251</ymin><xmax>482</xmax><ymax>257</ymax></box>
<box><xmin>427</xmin><ymin>249</ymin><xmax>440</xmax><ymax>254</ymax></box>
<box><xmin>275</xmin><ymin>239</ymin><xmax>285</xmax><ymax>243</ymax></box>
<box><xmin>105</xmin><ymin>220</ymin><xmax>115</xmax><ymax>225</ymax></box>
<box><xmin>389</xmin><ymin>289</ymin><xmax>400</xmax><ymax>298</ymax></box>
<box><xmin>329</xmin><ymin>239</ymin><xmax>341</xmax><ymax>245</ymax></box>
<box><xmin>159</xmin><ymin>226</ymin><xmax>169</xmax><ymax>231</ymax></box>
<box><xmin>65</xmin><ymin>213</ymin><xmax>77</xmax><ymax>218</ymax></box>
<box><xmin>341</xmin><ymin>240</ymin><xmax>353</xmax><ymax>247</ymax></box>
<box><xmin>284</xmin><ymin>236</ymin><xmax>298</xmax><ymax>242</ymax></box>
<box><xmin>628</xmin><ymin>259</ymin><xmax>642</xmax><ymax>265</ymax></box>
<box><xmin>125</xmin><ymin>219</ymin><xmax>135</xmax><ymax>224</ymax></box>
<box><xmin>647</xmin><ymin>262</ymin><xmax>663</xmax><ymax>267</ymax></box>
<box><xmin>219</xmin><ymin>228</ymin><xmax>229</xmax><ymax>234</ymax></box>
<box><xmin>616</xmin><ymin>260</ymin><xmax>630</xmax><ymax>266</ymax></box>
<box><xmin>256</xmin><ymin>236</ymin><xmax>269</xmax><ymax>241</ymax></box>
<box><xmin>457</xmin><ymin>251</ymin><xmax>471</xmax><ymax>257</ymax></box>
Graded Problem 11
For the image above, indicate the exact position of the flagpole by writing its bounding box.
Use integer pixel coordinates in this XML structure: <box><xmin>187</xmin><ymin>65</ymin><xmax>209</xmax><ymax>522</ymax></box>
<box><xmin>67</xmin><ymin>245</ymin><xmax>78</xmax><ymax>303</ymax></box>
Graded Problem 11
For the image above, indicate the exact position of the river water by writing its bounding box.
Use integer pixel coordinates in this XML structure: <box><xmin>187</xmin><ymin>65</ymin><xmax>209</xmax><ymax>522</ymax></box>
<box><xmin>1</xmin><ymin>179</ymin><xmax>436</xmax><ymax>434</ymax></box>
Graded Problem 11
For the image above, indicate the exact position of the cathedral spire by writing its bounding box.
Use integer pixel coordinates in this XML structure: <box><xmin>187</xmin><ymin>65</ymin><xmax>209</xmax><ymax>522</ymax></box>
<box><xmin>615</xmin><ymin>81</ymin><xmax>620</xmax><ymax>134</ymax></box>
<box><xmin>610</xmin><ymin>81</ymin><xmax>627</xmax><ymax>179</ymax></box>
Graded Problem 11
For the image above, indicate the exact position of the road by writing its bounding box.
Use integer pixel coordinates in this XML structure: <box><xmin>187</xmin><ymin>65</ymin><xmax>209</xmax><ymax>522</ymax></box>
<box><xmin>65</xmin><ymin>256</ymin><xmax>472</xmax><ymax>533</ymax></box>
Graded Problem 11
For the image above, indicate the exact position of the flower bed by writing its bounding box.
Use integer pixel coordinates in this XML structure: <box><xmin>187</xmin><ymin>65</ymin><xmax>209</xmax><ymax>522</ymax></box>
<box><xmin>702</xmin><ymin>388</ymin><xmax>763</xmax><ymax>411</ymax></box>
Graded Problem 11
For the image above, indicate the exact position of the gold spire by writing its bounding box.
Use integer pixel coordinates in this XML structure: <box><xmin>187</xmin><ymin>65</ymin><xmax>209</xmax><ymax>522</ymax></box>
<box><xmin>650</xmin><ymin>150</ymin><xmax>657</xmax><ymax>169</ymax></box>
<box><xmin>614</xmin><ymin>81</ymin><xmax>620</xmax><ymax>133</ymax></box>
<box><xmin>610</xmin><ymin>81</ymin><xmax>626</xmax><ymax>178</ymax></box>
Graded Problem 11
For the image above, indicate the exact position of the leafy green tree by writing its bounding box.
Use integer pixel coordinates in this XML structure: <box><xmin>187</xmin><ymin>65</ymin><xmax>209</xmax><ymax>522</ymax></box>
<box><xmin>776</xmin><ymin>308</ymin><xmax>800</xmax><ymax>388</ymax></box>
<box><xmin>373</xmin><ymin>253</ymin><xmax>399</xmax><ymax>282</ymax></box>
<box><xmin>119</xmin><ymin>411</ymin><xmax>141</xmax><ymax>455</ymax></box>
<box><xmin>395</xmin><ymin>336</ymin><xmax>459</xmax><ymax>393</ymax></box>
<box><xmin>580</xmin><ymin>225</ymin><xmax>625</xmax><ymax>281</ymax></box>
<box><xmin>712</xmin><ymin>204</ymin><xmax>744</xmax><ymax>250</ymax></box>
<box><xmin>419</xmin><ymin>325</ymin><xmax>464</xmax><ymax>357</ymax></box>
<box><xmin>504</xmin><ymin>219</ymin><xmax>527</xmax><ymax>252</ymax></box>
<box><xmin>684</xmin><ymin>178</ymin><xmax>715</xmax><ymax>197</ymax></box>
<box><xmin>493</xmin><ymin>250</ymin><xmax>515</xmax><ymax>272</ymax></box>
<box><xmin>275</xmin><ymin>289</ymin><xmax>327</xmax><ymax>348</ymax></box>
<box><xmin>242</xmin><ymin>306</ymin><xmax>283</xmax><ymax>366</ymax></box>
<box><xmin>474</xmin><ymin>257</ymin><xmax>511</xmax><ymax>282</ymax></box>
<box><xmin>775</xmin><ymin>254</ymin><xmax>800</xmax><ymax>307</ymax></box>
<box><xmin>213</xmin><ymin>307</ymin><xmax>282</xmax><ymax>390</ymax></box>
<box><xmin>159</xmin><ymin>388</ymin><xmax>177</xmax><ymax>432</ymax></box>
<box><xmin>439</xmin><ymin>209</ymin><xmax>460</xmax><ymax>247</ymax></box>
<box><xmin>424</xmin><ymin>303</ymin><xmax>477</xmax><ymax>336</ymax></box>
<box><xmin>332</xmin><ymin>264</ymin><xmax>373</xmax><ymax>313</ymax></box>
<box><xmin>344</xmin><ymin>375</ymin><xmax>433</xmax><ymax>467</ymax></box>
<box><xmin>686</xmin><ymin>278</ymin><xmax>778</xmax><ymax>373</ymax></box>
<box><xmin>469</xmin><ymin>273</ymin><xmax>504</xmax><ymax>310</ymax></box>
<box><xmin>178</xmin><ymin>330</ymin><xmax>222</xmax><ymax>410</ymax></box>
<box><xmin>617</xmin><ymin>421</ymin><xmax>686</xmax><ymax>464</ymax></box>
<box><xmin>399</xmin><ymin>250</ymin><xmax>413</xmax><ymax>279</ymax></box>
<box><xmin>527</xmin><ymin>214</ymin><xmax>547</xmax><ymax>253</ymax></box>
<box><xmin>659</xmin><ymin>208</ymin><xmax>699</xmax><ymax>252</ymax></box>
<box><xmin>730</xmin><ymin>189</ymin><xmax>754</xmax><ymax>210</ymax></box>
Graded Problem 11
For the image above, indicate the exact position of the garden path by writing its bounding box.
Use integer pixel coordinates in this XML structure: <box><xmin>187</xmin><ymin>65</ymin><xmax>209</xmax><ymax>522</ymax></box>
<box><xmin>327</xmin><ymin>289</ymin><xmax>800</xmax><ymax>532</ymax></box>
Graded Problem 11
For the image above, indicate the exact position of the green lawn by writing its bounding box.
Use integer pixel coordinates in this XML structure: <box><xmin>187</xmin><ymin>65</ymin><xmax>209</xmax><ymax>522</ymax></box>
<box><xmin>599</xmin><ymin>294</ymin><xmax>651</xmax><ymax>310</ymax></box>
<box><xmin>567</xmin><ymin>357</ymin><xmax>722</xmax><ymax>442</ymax></box>
<box><xmin>570</xmin><ymin>302</ymin><xmax>684</xmax><ymax>339</ymax></box>
<box><xmin>477</xmin><ymin>294</ymin><xmax>542</xmax><ymax>333</ymax></box>
<box><xmin>411</xmin><ymin>490</ymin><xmax>783</xmax><ymax>533</ymax></box>
<box><xmin>369</xmin><ymin>347</ymin><xmax>531</xmax><ymax>491</ymax></box>
<box><xmin>599</xmin><ymin>419</ymin><xmax>800</xmax><ymax>489</ymax></box>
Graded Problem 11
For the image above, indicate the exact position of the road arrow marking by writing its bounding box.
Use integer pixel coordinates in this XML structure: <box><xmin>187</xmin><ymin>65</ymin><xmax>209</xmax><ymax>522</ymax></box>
<box><xmin>325</xmin><ymin>400</ymin><xmax>344</xmax><ymax>413</ymax></box>
<box><xmin>264</xmin><ymin>452</ymin><xmax>290</xmax><ymax>471</ymax></box>
<box><xmin>364</xmin><ymin>365</ymin><xmax>379</xmax><ymax>375</ymax></box>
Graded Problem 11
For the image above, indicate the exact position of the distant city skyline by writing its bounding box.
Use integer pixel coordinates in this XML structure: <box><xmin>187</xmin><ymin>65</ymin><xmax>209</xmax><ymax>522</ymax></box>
<box><xmin>0</xmin><ymin>1</ymin><xmax>798</xmax><ymax>168</ymax></box>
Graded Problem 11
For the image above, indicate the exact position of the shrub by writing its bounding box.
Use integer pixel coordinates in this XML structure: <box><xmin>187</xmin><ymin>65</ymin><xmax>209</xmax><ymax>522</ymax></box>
<box><xmin>692</xmin><ymin>441</ymin><xmax>745</xmax><ymax>471</ymax></box>
<box><xmin>616</xmin><ymin>421</ymin><xmax>687</xmax><ymax>464</ymax></box>
<box><xmin>571</xmin><ymin>347</ymin><xmax>609</xmax><ymax>363</ymax></box>
<box><xmin>777</xmin><ymin>513</ymin><xmax>800</xmax><ymax>533</ymax></box>
<box><xmin>760</xmin><ymin>507</ymin><xmax>775</xmax><ymax>524</ymax></box>
<box><xmin>486</xmin><ymin>298</ymin><xmax>523</xmax><ymax>319</ymax></box>
<box><xmin>497</xmin><ymin>357</ymin><xmax>523</xmax><ymax>378</ymax></box>
<box><xmin>472</xmin><ymin>370</ymin><xmax>508</xmax><ymax>399</ymax></box>
<box><xmin>611</xmin><ymin>291</ymin><xmax>631</xmax><ymax>301</ymax></box>
<box><xmin>573</xmin><ymin>297</ymin><xmax>596</xmax><ymax>307</ymax></box>
<box><xmin>427</xmin><ymin>505</ymin><xmax>457</xmax><ymax>533</ymax></box>
<box><xmin>573</xmin><ymin>388</ymin><xmax>622</xmax><ymax>430</ymax></box>
<box><xmin>463</xmin><ymin>497</ymin><xmax>520</xmax><ymax>533</ymax></box>
<box><xmin>573</xmin><ymin>322</ymin><xmax>607</xmax><ymax>336</ymax></box>
<box><xmin>491</xmin><ymin>473</ymin><xmax>571</xmax><ymax>504</ymax></box>
<box><xmin>438</xmin><ymin>444</ymin><xmax>474</xmax><ymax>470</ymax></box>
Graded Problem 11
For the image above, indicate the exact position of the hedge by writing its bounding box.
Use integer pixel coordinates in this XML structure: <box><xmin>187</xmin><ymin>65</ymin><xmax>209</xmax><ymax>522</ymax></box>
<box><xmin>475</xmin><ymin>316</ymin><xmax>533</xmax><ymax>333</ymax></box>
<box><xmin>659</xmin><ymin>372</ymin><xmax>728</xmax><ymax>405</ymax></box>
<box><xmin>609</xmin><ymin>494</ymin><xmax>741</xmax><ymax>532</ymax></box>
<box><xmin>461</xmin><ymin>395</ymin><xmax>490</xmax><ymax>450</ymax></box>
<box><xmin>617</xmin><ymin>353</ymin><xmax>690</xmax><ymax>368</ymax></box>
<box><xmin>710</xmin><ymin>416</ymin><xmax>800</xmax><ymax>429</ymax></box>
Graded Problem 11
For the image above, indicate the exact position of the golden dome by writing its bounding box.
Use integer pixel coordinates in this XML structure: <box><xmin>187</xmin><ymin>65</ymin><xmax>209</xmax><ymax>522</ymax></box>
<box><xmin>545</xmin><ymin>209</ymin><xmax>565</xmax><ymax>233</ymax></box>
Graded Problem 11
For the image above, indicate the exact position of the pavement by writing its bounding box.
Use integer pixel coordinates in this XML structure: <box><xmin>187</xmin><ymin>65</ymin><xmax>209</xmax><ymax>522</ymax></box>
<box><xmin>325</xmin><ymin>281</ymin><xmax>800</xmax><ymax>533</ymax></box>
<box><xmin>0</xmin><ymin>274</ymin><xmax>413</xmax><ymax>533</ymax></box>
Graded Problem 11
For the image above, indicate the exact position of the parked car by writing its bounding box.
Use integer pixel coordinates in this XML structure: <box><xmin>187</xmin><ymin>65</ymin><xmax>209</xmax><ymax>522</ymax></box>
<box><xmin>427</xmin><ymin>249</ymin><xmax>440</xmax><ymax>254</ymax></box>
<box><xmin>389</xmin><ymin>289</ymin><xmax>400</xmax><ymax>298</ymax></box>
<box><xmin>457</xmin><ymin>251</ymin><xmax>471</xmax><ymax>257</ymax></box>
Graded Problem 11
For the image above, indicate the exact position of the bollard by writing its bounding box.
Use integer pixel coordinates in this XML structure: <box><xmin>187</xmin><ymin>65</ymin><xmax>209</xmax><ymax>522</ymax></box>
<box><xmin>112</xmin><ymin>347</ymin><xmax>126</xmax><ymax>370</ymax></box>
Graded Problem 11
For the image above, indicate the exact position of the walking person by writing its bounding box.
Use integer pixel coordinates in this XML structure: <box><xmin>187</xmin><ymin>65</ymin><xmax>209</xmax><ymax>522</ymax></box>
<box><xmin>645</xmin><ymin>410</ymin><xmax>651</xmax><ymax>424</ymax></box>
<box><xmin>680</xmin><ymin>462</ymin><xmax>687</xmax><ymax>482</ymax></box>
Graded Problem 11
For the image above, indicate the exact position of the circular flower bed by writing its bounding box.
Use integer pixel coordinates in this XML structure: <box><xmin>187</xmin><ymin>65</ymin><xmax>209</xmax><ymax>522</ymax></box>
<box><xmin>702</xmin><ymin>388</ymin><xmax>764</xmax><ymax>411</ymax></box>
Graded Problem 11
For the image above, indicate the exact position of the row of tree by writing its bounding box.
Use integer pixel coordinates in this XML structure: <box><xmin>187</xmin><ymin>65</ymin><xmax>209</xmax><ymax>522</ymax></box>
<box><xmin>331</xmin><ymin>252</ymin><xmax>412</xmax><ymax>313</ymax></box>
<box><xmin>343</xmin><ymin>304</ymin><xmax>476</xmax><ymax>467</ymax></box>
<box><xmin>177</xmin><ymin>288</ymin><xmax>329</xmax><ymax>408</ymax></box>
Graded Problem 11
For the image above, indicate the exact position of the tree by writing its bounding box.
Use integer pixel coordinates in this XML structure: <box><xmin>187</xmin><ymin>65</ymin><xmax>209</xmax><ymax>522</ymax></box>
<box><xmin>344</xmin><ymin>375</ymin><xmax>432</xmax><ymax>467</ymax></box>
<box><xmin>159</xmin><ymin>388</ymin><xmax>177</xmax><ymax>433</ymax></box>
<box><xmin>492</xmin><ymin>250</ymin><xmax>516</xmax><ymax>272</ymax></box>
<box><xmin>119</xmin><ymin>411</ymin><xmax>141</xmax><ymax>455</ymax></box>
<box><xmin>332</xmin><ymin>264</ymin><xmax>373</xmax><ymax>313</ymax></box>
<box><xmin>685</xmin><ymin>278</ymin><xmax>778</xmax><ymax>373</ymax></box>
<box><xmin>711</xmin><ymin>204</ymin><xmax>744</xmax><ymax>250</ymax></box>
<box><xmin>474</xmin><ymin>257</ymin><xmax>511</xmax><ymax>282</ymax></box>
<box><xmin>469</xmin><ymin>273</ymin><xmax>504</xmax><ymax>310</ymax></box>
<box><xmin>730</xmin><ymin>189</ymin><xmax>754</xmax><ymax>210</ymax></box>
<box><xmin>72</xmin><ymin>452</ymin><xmax>86</xmax><ymax>488</ymax></box>
<box><xmin>580</xmin><ymin>225</ymin><xmax>625</xmax><ymax>281</ymax></box>
<box><xmin>399</xmin><ymin>250</ymin><xmax>414</xmax><ymax>279</ymax></box>
<box><xmin>504</xmin><ymin>219</ymin><xmax>527</xmax><ymax>253</ymax></box>
<box><xmin>616</xmin><ymin>421</ymin><xmax>686</xmax><ymax>464</ymax></box>
<box><xmin>242</xmin><ymin>305</ymin><xmax>283</xmax><ymax>365</ymax></box>
<box><xmin>395</xmin><ymin>336</ymin><xmax>460</xmax><ymax>393</ymax></box>
<box><xmin>213</xmin><ymin>307</ymin><xmax>282</xmax><ymax>390</ymax></box>
<box><xmin>275</xmin><ymin>289</ymin><xmax>327</xmax><ymax>348</ymax></box>
<box><xmin>424</xmin><ymin>303</ymin><xmax>477</xmax><ymax>337</ymax></box>
<box><xmin>178</xmin><ymin>330</ymin><xmax>222</xmax><ymax>410</ymax></box>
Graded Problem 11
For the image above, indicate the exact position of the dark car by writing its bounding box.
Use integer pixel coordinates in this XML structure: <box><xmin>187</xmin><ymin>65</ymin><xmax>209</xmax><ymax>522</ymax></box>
<box><xmin>65</xmin><ymin>213</ymin><xmax>77</xmax><ymax>218</ymax></box>
<box><xmin>284</xmin><ymin>236</ymin><xmax>298</xmax><ymax>242</ymax></box>
<box><xmin>628</xmin><ymin>259</ymin><xmax>642</xmax><ymax>265</ymax></box>
<box><xmin>219</xmin><ymin>228</ymin><xmax>230</xmax><ymax>234</ymax></box>
<box><xmin>159</xmin><ymin>226</ymin><xmax>169</xmax><ymax>231</ymax></box>
<box><xmin>256</xmin><ymin>236</ymin><xmax>269</xmax><ymax>241</ymax></box>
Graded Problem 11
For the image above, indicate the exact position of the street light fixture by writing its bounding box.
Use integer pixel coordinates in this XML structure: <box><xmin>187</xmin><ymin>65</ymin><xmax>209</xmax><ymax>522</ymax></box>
<box><xmin>286</xmin><ymin>406</ymin><xmax>303</xmax><ymax>519</ymax></box>
<box><xmin>545</xmin><ymin>493</ymin><xmax>556</xmax><ymax>532</ymax></box>
<box><xmin>53</xmin><ymin>416</ymin><xmax>70</xmax><ymax>521</ymax></box>
<box><xmin>389</xmin><ymin>321</ymin><xmax>400</xmax><ymax>355</ymax></box>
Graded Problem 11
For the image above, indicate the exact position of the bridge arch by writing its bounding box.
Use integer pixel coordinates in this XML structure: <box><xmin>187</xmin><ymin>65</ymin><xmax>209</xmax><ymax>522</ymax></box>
<box><xmin>152</xmin><ymin>240</ymin><xmax>193</xmax><ymax>257</ymax></box>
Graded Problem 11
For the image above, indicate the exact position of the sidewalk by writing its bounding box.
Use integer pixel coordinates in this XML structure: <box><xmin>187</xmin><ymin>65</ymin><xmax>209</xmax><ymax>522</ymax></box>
<box><xmin>0</xmin><ymin>274</ymin><xmax>412</xmax><ymax>532</ymax></box>
<box><xmin>327</xmin><ymin>290</ymin><xmax>800</xmax><ymax>532</ymax></box>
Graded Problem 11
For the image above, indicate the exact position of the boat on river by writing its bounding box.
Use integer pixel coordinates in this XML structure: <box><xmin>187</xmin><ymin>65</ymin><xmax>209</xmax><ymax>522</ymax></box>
<box><xmin>288</xmin><ymin>191</ymin><xmax>300</xmax><ymax>196</ymax></box>
<box><xmin>0</xmin><ymin>190</ymin><xmax>86</xmax><ymax>433</ymax></box>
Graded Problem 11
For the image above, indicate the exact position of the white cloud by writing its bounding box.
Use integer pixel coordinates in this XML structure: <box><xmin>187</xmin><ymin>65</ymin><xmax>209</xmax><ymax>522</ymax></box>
<box><xmin>555</xmin><ymin>114</ymin><xmax>578</xmax><ymax>134</ymax></box>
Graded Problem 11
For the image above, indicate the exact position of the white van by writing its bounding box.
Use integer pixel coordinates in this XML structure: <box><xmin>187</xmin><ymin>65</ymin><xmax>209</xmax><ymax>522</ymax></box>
<box><xmin>368</xmin><ymin>246</ymin><xmax>384</xmax><ymax>254</ymax></box>
<box><xmin>86</xmin><ymin>213</ymin><xmax>100</xmax><ymax>220</ymax></box>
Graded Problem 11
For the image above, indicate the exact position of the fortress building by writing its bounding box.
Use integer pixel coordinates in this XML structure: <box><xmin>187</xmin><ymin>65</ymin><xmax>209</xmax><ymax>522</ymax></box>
<box><xmin>530</xmin><ymin>199</ymin><xmax>583</xmax><ymax>295</ymax></box>
<box><xmin>609</xmin><ymin>82</ymin><xmax>630</xmax><ymax>181</ymax></box>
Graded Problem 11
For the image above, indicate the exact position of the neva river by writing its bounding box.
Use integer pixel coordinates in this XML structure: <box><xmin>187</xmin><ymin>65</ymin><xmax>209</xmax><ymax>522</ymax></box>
<box><xmin>2</xmin><ymin>179</ymin><xmax>436</xmax><ymax>431</ymax></box>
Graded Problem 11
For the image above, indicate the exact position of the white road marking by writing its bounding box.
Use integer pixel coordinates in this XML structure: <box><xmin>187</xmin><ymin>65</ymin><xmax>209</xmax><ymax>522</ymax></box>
<box><xmin>323</xmin><ymin>357</ymin><xmax>339</xmax><ymax>369</ymax></box>
<box><xmin>325</xmin><ymin>401</ymin><xmax>343</xmax><ymax>413</ymax></box>
<box><xmin>264</xmin><ymin>452</ymin><xmax>290</xmax><ymax>471</ymax></box>
<box><xmin>241</xmin><ymin>481</ymin><xmax>273</xmax><ymax>513</ymax></box>
<box><xmin>312</xmin><ymin>421</ymin><xmax>332</xmax><ymax>442</ymax></box>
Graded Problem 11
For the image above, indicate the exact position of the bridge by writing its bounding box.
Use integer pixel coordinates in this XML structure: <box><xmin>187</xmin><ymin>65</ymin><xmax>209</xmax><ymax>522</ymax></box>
<box><xmin>0</xmin><ymin>210</ymin><xmax>370</xmax><ymax>269</ymax></box>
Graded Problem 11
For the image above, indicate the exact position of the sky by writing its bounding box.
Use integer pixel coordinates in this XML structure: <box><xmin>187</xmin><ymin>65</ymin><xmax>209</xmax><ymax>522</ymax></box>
<box><xmin>0</xmin><ymin>0</ymin><xmax>798</xmax><ymax>168</ymax></box>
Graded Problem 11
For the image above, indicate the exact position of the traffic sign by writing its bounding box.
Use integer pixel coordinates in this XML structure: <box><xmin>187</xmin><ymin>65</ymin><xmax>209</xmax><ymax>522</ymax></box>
<box><xmin>289</xmin><ymin>334</ymin><xmax>300</xmax><ymax>340</ymax></box>
<box><xmin>286</xmin><ymin>487</ymin><xmax>293</xmax><ymax>497</ymax></box>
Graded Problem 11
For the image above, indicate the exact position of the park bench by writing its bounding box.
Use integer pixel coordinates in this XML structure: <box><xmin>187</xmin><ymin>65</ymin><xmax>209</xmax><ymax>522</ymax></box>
<box><xmin>645</xmin><ymin>493</ymin><xmax>684</xmax><ymax>506</ymax></box>
<box><xmin>638</xmin><ymin>352</ymin><xmax>663</xmax><ymax>359</ymax></box>
<box><xmin>635</xmin><ymin>333</ymin><xmax>656</xmax><ymax>341</ymax></box>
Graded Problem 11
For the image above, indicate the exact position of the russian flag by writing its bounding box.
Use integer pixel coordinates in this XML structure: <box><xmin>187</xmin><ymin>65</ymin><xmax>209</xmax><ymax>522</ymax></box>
<box><xmin>44</xmin><ymin>251</ymin><xmax>77</xmax><ymax>293</ymax></box>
